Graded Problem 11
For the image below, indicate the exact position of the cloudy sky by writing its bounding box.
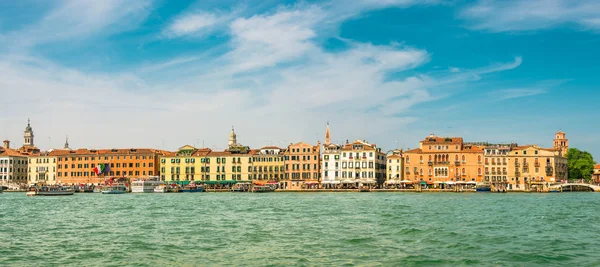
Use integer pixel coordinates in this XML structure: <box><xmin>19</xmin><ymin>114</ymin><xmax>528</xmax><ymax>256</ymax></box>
<box><xmin>0</xmin><ymin>0</ymin><xmax>598</xmax><ymax>158</ymax></box>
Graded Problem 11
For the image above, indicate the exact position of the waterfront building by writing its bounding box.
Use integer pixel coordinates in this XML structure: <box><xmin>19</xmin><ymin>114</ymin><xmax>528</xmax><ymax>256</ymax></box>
<box><xmin>386</xmin><ymin>149</ymin><xmax>403</xmax><ymax>187</ymax></box>
<box><xmin>282</xmin><ymin>142</ymin><xmax>321</xmax><ymax>190</ymax></box>
<box><xmin>27</xmin><ymin>151</ymin><xmax>58</xmax><ymax>185</ymax></box>
<box><xmin>0</xmin><ymin>140</ymin><xmax>29</xmax><ymax>185</ymax></box>
<box><xmin>404</xmin><ymin>134</ymin><xmax>485</xmax><ymax>184</ymax></box>
<box><xmin>49</xmin><ymin>148</ymin><xmax>163</xmax><ymax>184</ymax></box>
<box><xmin>338</xmin><ymin>139</ymin><xmax>387</xmax><ymax>188</ymax></box>
<box><xmin>321</xmin><ymin>123</ymin><xmax>341</xmax><ymax>188</ymax></box>
<box><xmin>251</xmin><ymin>147</ymin><xmax>285</xmax><ymax>184</ymax></box>
<box><xmin>159</xmin><ymin>128</ymin><xmax>254</xmax><ymax>183</ymax></box>
<box><xmin>483</xmin><ymin>132</ymin><xmax>568</xmax><ymax>191</ymax></box>
<box><xmin>593</xmin><ymin>164</ymin><xmax>600</xmax><ymax>184</ymax></box>
<box><xmin>483</xmin><ymin>144</ymin><xmax>516</xmax><ymax>190</ymax></box>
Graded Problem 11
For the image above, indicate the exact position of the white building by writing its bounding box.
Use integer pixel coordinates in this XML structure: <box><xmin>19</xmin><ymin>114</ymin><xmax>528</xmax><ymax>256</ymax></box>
<box><xmin>386</xmin><ymin>150</ymin><xmax>404</xmax><ymax>187</ymax></box>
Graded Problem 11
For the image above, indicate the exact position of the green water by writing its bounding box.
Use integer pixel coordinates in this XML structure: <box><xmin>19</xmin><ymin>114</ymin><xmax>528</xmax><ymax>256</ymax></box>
<box><xmin>1</xmin><ymin>192</ymin><xmax>600</xmax><ymax>266</ymax></box>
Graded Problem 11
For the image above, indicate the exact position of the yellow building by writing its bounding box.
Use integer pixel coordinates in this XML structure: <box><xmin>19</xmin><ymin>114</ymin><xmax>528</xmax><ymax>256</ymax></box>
<box><xmin>385</xmin><ymin>150</ymin><xmax>403</xmax><ymax>187</ymax></box>
<box><xmin>28</xmin><ymin>151</ymin><xmax>58</xmax><ymax>185</ymax></box>
<box><xmin>159</xmin><ymin>127</ymin><xmax>254</xmax><ymax>184</ymax></box>
<box><xmin>404</xmin><ymin>134</ymin><xmax>485</xmax><ymax>185</ymax></box>
<box><xmin>506</xmin><ymin>145</ymin><xmax>568</xmax><ymax>191</ymax></box>
<box><xmin>251</xmin><ymin>147</ymin><xmax>285</xmax><ymax>185</ymax></box>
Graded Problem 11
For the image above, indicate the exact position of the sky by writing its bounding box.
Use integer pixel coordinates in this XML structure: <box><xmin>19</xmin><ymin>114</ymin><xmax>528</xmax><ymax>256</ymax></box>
<box><xmin>0</xmin><ymin>0</ymin><xmax>598</xmax><ymax>159</ymax></box>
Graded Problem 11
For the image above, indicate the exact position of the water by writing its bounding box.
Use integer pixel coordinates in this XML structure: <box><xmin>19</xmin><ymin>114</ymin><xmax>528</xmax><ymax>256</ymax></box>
<box><xmin>1</xmin><ymin>192</ymin><xmax>600</xmax><ymax>266</ymax></box>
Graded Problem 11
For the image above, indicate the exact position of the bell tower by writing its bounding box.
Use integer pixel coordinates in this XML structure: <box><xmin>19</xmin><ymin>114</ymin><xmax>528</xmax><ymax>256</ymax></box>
<box><xmin>228</xmin><ymin>126</ymin><xmax>237</xmax><ymax>147</ymax></box>
<box><xmin>325</xmin><ymin>122</ymin><xmax>331</xmax><ymax>145</ymax></box>
<box><xmin>553</xmin><ymin>131</ymin><xmax>568</xmax><ymax>155</ymax></box>
<box><xmin>24</xmin><ymin>118</ymin><xmax>34</xmax><ymax>147</ymax></box>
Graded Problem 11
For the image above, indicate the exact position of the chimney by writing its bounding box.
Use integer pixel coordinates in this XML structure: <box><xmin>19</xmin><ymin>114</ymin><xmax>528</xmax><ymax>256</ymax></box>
<box><xmin>3</xmin><ymin>140</ymin><xmax>9</xmax><ymax>149</ymax></box>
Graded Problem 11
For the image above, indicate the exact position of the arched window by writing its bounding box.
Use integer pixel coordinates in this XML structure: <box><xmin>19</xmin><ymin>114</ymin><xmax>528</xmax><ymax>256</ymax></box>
<box><xmin>462</xmin><ymin>155</ymin><xmax>466</xmax><ymax>162</ymax></box>
<box><xmin>462</xmin><ymin>168</ymin><xmax>466</xmax><ymax>174</ymax></box>
<box><xmin>455</xmin><ymin>168</ymin><xmax>459</xmax><ymax>175</ymax></box>
<box><xmin>478</xmin><ymin>155</ymin><xmax>482</xmax><ymax>162</ymax></box>
<box><xmin>455</xmin><ymin>155</ymin><xmax>459</xmax><ymax>161</ymax></box>
<box><xmin>420</xmin><ymin>168</ymin><xmax>423</xmax><ymax>175</ymax></box>
<box><xmin>478</xmin><ymin>168</ymin><xmax>481</xmax><ymax>175</ymax></box>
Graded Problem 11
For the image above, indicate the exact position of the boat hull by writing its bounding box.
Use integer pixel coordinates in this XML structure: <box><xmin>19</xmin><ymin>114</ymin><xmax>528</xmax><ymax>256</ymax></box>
<box><xmin>102</xmin><ymin>190</ymin><xmax>126</xmax><ymax>194</ymax></box>
<box><xmin>27</xmin><ymin>190</ymin><xmax>75</xmax><ymax>196</ymax></box>
<box><xmin>181</xmin><ymin>188</ymin><xmax>204</xmax><ymax>193</ymax></box>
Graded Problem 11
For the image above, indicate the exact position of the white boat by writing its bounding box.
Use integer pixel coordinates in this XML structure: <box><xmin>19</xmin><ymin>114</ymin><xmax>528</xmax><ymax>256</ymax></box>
<box><xmin>102</xmin><ymin>185</ymin><xmax>127</xmax><ymax>194</ymax></box>
<box><xmin>27</xmin><ymin>186</ymin><xmax>75</xmax><ymax>196</ymax></box>
<box><xmin>153</xmin><ymin>184</ymin><xmax>167</xmax><ymax>193</ymax></box>
<box><xmin>131</xmin><ymin>177</ymin><xmax>163</xmax><ymax>193</ymax></box>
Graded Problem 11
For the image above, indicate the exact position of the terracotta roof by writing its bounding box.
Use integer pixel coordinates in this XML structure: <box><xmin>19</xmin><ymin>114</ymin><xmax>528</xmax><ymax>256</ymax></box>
<box><xmin>48</xmin><ymin>148</ymin><xmax>167</xmax><ymax>156</ymax></box>
<box><xmin>421</xmin><ymin>136</ymin><xmax>463</xmax><ymax>145</ymax></box>
<box><xmin>594</xmin><ymin>164</ymin><xmax>600</xmax><ymax>169</ymax></box>
<box><xmin>261</xmin><ymin>146</ymin><xmax>282</xmax><ymax>150</ymax></box>
<box><xmin>462</xmin><ymin>146</ymin><xmax>485</xmax><ymax>153</ymax></box>
<box><xmin>208</xmin><ymin>151</ymin><xmax>233</xmax><ymax>156</ymax></box>
<box><xmin>387</xmin><ymin>154</ymin><xmax>402</xmax><ymax>159</ymax></box>
<box><xmin>404</xmin><ymin>148</ymin><xmax>422</xmax><ymax>154</ymax></box>
<box><xmin>0</xmin><ymin>148</ymin><xmax>28</xmax><ymax>157</ymax></box>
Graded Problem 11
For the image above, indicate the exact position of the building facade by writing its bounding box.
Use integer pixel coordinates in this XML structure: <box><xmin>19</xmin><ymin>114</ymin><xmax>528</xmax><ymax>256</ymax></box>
<box><xmin>593</xmin><ymin>164</ymin><xmax>600</xmax><ymax>184</ymax></box>
<box><xmin>49</xmin><ymin>148</ymin><xmax>162</xmax><ymax>184</ymax></box>
<box><xmin>282</xmin><ymin>142</ymin><xmax>320</xmax><ymax>190</ymax></box>
<box><xmin>337</xmin><ymin>140</ymin><xmax>386</xmax><ymax>188</ymax></box>
<box><xmin>404</xmin><ymin>134</ymin><xmax>485</xmax><ymax>185</ymax></box>
<box><xmin>251</xmin><ymin>147</ymin><xmax>285</xmax><ymax>183</ymax></box>
<box><xmin>28</xmin><ymin>151</ymin><xmax>58</xmax><ymax>185</ymax></box>
<box><xmin>0</xmin><ymin>140</ymin><xmax>29</xmax><ymax>185</ymax></box>
<box><xmin>386</xmin><ymin>150</ymin><xmax>403</xmax><ymax>187</ymax></box>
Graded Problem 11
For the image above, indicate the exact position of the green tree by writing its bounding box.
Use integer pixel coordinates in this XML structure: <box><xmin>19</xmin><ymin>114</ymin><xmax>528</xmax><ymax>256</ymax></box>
<box><xmin>567</xmin><ymin>148</ymin><xmax>596</xmax><ymax>181</ymax></box>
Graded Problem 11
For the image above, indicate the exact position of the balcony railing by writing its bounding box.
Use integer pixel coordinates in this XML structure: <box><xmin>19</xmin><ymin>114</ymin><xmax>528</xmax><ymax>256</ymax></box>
<box><xmin>515</xmin><ymin>162</ymin><xmax>520</xmax><ymax>167</ymax></box>
<box><xmin>534</xmin><ymin>162</ymin><xmax>540</xmax><ymax>167</ymax></box>
<box><xmin>454</xmin><ymin>161</ymin><xmax>461</xmax><ymax>166</ymax></box>
<box><xmin>428</xmin><ymin>161</ymin><xmax>433</xmax><ymax>166</ymax></box>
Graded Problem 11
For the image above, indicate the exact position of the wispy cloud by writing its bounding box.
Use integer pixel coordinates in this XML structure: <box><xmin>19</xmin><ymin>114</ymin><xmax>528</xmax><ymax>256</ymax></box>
<box><xmin>461</xmin><ymin>0</ymin><xmax>600</xmax><ymax>32</ymax></box>
<box><xmin>492</xmin><ymin>88</ymin><xmax>547</xmax><ymax>100</ymax></box>
<box><xmin>166</xmin><ymin>13</ymin><xmax>218</xmax><ymax>37</ymax></box>
<box><xmin>4</xmin><ymin>0</ymin><xmax>151</xmax><ymax>49</ymax></box>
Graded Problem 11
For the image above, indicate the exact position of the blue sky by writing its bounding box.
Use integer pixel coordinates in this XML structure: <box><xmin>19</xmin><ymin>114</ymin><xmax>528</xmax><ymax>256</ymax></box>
<box><xmin>0</xmin><ymin>0</ymin><xmax>598</xmax><ymax>159</ymax></box>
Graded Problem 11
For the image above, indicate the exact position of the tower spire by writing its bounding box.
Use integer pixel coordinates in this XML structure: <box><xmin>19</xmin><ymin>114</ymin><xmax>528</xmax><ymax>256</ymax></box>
<box><xmin>64</xmin><ymin>135</ymin><xmax>70</xmax><ymax>150</ymax></box>
<box><xmin>325</xmin><ymin>122</ymin><xmax>331</xmax><ymax>145</ymax></box>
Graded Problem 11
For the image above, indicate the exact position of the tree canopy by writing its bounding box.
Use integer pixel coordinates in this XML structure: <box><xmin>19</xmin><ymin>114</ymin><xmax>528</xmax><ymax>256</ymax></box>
<box><xmin>567</xmin><ymin>148</ymin><xmax>596</xmax><ymax>181</ymax></box>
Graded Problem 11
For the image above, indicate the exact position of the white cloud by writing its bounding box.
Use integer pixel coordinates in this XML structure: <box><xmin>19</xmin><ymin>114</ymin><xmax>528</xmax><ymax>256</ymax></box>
<box><xmin>167</xmin><ymin>13</ymin><xmax>218</xmax><ymax>37</ymax></box>
<box><xmin>461</xmin><ymin>0</ymin><xmax>600</xmax><ymax>32</ymax></box>
<box><xmin>4</xmin><ymin>0</ymin><xmax>151</xmax><ymax>49</ymax></box>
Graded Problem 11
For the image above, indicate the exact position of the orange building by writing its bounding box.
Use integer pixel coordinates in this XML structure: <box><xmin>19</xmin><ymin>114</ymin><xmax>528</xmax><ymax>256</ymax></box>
<box><xmin>49</xmin><ymin>148</ymin><xmax>165</xmax><ymax>184</ymax></box>
<box><xmin>404</xmin><ymin>134</ymin><xmax>485</xmax><ymax>185</ymax></box>
<box><xmin>282</xmin><ymin>142</ymin><xmax>321</xmax><ymax>190</ymax></box>
<box><xmin>593</xmin><ymin>164</ymin><xmax>600</xmax><ymax>184</ymax></box>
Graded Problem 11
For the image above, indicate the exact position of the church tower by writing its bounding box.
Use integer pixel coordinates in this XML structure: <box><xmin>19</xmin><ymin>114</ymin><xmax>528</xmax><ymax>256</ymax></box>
<box><xmin>228</xmin><ymin>126</ymin><xmax>237</xmax><ymax>147</ymax></box>
<box><xmin>553</xmin><ymin>131</ymin><xmax>568</xmax><ymax>155</ymax></box>
<box><xmin>325</xmin><ymin>122</ymin><xmax>331</xmax><ymax>145</ymax></box>
<box><xmin>24</xmin><ymin>118</ymin><xmax>34</xmax><ymax>147</ymax></box>
<box><xmin>64</xmin><ymin>135</ymin><xmax>71</xmax><ymax>150</ymax></box>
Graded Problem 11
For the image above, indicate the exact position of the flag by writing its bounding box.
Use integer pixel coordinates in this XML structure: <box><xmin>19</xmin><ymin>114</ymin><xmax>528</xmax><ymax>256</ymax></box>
<box><xmin>93</xmin><ymin>163</ymin><xmax>108</xmax><ymax>176</ymax></box>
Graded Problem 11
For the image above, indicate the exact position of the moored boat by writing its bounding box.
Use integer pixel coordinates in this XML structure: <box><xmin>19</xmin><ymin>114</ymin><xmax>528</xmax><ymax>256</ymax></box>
<box><xmin>153</xmin><ymin>184</ymin><xmax>167</xmax><ymax>193</ymax></box>
<box><xmin>27</xmin><ymin>185</ymin><xmax>75</xmax><ymax>196</ymax></box>
<box><xmin>131</xmin><ymin>177</ymin><xmax>163</xmax><ymax>193</ymax></box>
<box><xmin>102</xmin><ymin>185</ymin><xmax>127</xmax><ymax>194</ymax></box>
<box><xmin>252</xmin><ymin>185</ymin><xmax>275</xmax><ymax>193</ymax></box>
<box><xmin>181</xmin><ymin>183</ymin><xmax>204</xmax><ymax>193</ymax></box>
<box><xmin>476</xmin><ymin>183</ymin><xmax>491</xmax><ymax>192</ymax></box>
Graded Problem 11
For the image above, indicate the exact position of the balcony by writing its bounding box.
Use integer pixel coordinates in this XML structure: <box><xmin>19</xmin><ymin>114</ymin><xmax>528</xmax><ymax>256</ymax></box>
<box><xmin>502</xmin><ymin>162</ymin><xmax>507</xmax><ymax>165</ymax></box>
<box><xmin>523</xmin><ymin>163</ymin><xmax>529</xmax><ymax>168</ymax></box>
<box><xmin>492</xmin><ymin>162</ymin><xmax>496</xmax><ymax>165</ymax></box>
<box><xmin>514</xmin><ymin>162</ymin><xmax>520</xmax><ymax>167</ymax></box>
<box><xmin>534</xmin><ymin>162</ymin><xmax>540</xmax><ymax>167</ymax></box>
<box><xmin>454</xmin><ymin>161</ymin><xmax>461</xmax><ymax>166</ymax></box>
<box><xmin>427</xmin><ymin>161</ymin><xmax>433</xmax><ymax>166</ymax></box>
<box><xmin>491</xmin><ymin>171</ymin><xmax>497</xmax><ymax>175</ymax></box>
<box><xmin>485</xmin><ymin>171</ymin><xmax>490</xmax><ymax>175</ymax></box>
<box><xmin>502</xmin><ymin>171</ymin><xmax>507</xmax><ymax>175</ymax></box>
<box><xmin>484</xmin><ymin>162</ymin><xmax>489</xmax><ymax>165</ymax></box>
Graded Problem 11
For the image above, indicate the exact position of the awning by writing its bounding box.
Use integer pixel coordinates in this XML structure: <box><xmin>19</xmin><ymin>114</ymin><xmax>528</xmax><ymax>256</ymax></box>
<box><xmin>361</xmin><ymin>180</ymin><xmax>376</xmax><ymax>184</ymax></box>
<box><xmin>433</xmin><ymin>181</ymin><xmax>444</xmax><ymax>184</ymax></box>
<box><xmin>455</xmin><ymin>181</ymin><xmax>466</xmax><ymax>184</ymax></box>
<box><xmin>466</xmin><ymin>181</ymin><xmax>477</xmax><ymax>185</ymax></box>
<box><xmin>202</xmin><ymin>181</ymin><xmax>217</xmax><ymax>185</ymax></box>
<box><xmin>341</xmin><ymin>180</ymin><xmax>355</xmax><ymax>184</ymax></box>
<box><xmin>219</xmin><ymin>180</ymin><xmax>238</xmax><ymax>184</ymax></box>
<box><xmin>400</xmin><ymin>180</ymin><xmax>412</xmax><ymax>183</ymax></box>
<box><xmin>445</xmin><ymin>181</ymin><xmax>455</xmax><ymax>185</ymax></box>
<box><xmin>386</xmin><ymin>180</ymin><xmax>398</xmax><ymax>184</ymax></box>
